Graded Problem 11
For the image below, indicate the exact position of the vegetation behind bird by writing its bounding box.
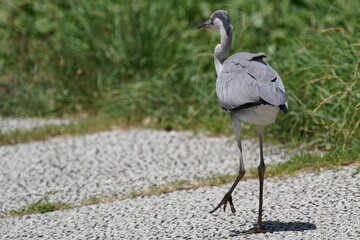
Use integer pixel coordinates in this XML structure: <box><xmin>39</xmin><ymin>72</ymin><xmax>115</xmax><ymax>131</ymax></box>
<box><xmin>0</xmin><ymin>0</ymin><xmax>358</xmax><ymax>158</ymax></box>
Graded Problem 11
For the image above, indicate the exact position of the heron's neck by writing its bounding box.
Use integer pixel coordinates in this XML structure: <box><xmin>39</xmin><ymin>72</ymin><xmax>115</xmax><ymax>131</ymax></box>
<box><xmin>214</xmin><ymin>28</ymin><xmax>232</xmax><ymax>76</ymax></box>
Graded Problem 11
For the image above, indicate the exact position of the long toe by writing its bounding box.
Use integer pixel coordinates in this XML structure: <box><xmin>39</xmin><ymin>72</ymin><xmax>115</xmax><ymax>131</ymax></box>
<box><xmin>242</xmin><ymin>226</ymin><xmax>266</xmax><ymax>235</ymax></box>
<box><xmin>209</xmin><ymin>200</ymin><xmax>226</xmax><ymax>213</ymax></box>
<box><xmin>228</xmin><ymin>195</ymin><xmax>236</xmax><ymax>213</ymax></box>
<box><xmin>230</xmin><ymin>227</ymin><xmax>266</xmax><ymax>236</ymax></box>
<box><xmin>209</xmin><ymin>194</ymin><xmax>236</xmax><ymax>214</ymax></box>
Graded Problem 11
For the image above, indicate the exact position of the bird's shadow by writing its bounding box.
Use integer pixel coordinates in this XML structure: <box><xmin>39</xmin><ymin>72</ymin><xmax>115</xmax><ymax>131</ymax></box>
<box><xmin>230</xmin><ymin>221</ymin><xmax>316</xmax><ymax>236</ymax></box>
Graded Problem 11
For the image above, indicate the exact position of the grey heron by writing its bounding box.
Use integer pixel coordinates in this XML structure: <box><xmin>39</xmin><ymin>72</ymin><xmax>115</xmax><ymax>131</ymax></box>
<box><xmin>197</xmin><ymin>10</ymin><xmax>288</xmax><ymax>234</ymax></box>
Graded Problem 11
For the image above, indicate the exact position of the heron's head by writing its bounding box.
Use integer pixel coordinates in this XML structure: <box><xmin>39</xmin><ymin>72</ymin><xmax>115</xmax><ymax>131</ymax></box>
<box><xmin>197</xmin><ymin>10</ymin><xmax>232</xmax><ymax>36</ymax></box>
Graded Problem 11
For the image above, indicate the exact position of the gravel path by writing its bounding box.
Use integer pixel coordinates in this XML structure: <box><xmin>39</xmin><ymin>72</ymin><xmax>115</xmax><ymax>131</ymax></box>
<box><xmin>0</xmin><ymin>128</ymin><xmax>287</xmax><ymax>214</ymax></box>
<box><xmin>0</xmin><ymin>119</ymin><xmax>358</xmax><ymax>239</ymax></box>
<box><xmin>0</xmin><ymin>117</ymin><xmax>70</xmax><ymax>134</ymax></box>
<box><xmin>0</xmin><ymin>167</ymin><xmax>358</xmax><ymax>239</ymax></box>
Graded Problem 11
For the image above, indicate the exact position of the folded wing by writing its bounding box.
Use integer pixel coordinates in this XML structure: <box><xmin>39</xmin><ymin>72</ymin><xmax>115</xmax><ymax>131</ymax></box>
<box><xmin>216</xmin><ymin>52</ymin><xmax>288</xmax><ymax>112</ymax></box>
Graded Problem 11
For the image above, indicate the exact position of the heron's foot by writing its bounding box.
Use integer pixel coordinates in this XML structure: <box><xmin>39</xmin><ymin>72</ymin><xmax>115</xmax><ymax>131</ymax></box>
<box><xmin>230</xmin><ymin>226</ymin><xmax>266</xmax><ymax>236</ymax></box>
<box><xmin>209</xmin><ymin>193</ymin><xmax>236</xmax><ymax>214</ymax></box>
<box><xmin>242</xmin><ymin>226</ymin><xmax>266</xmax><ymax>234</ymax></box>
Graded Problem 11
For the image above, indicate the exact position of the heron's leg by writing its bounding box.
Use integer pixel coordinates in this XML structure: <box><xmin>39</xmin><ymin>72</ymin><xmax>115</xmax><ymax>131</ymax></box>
<box><xmin>256</xmin><ymin>126</ymin><xmax>266</xmax><ymax>231</ymax></box>
<box><xmin>210</xmin><ymin>113</ymin><xmax>246</xmax><ymax>214</ymax></box>
<box><xmin>244</xmin><ymin>126</ymin><xmax>267</xmax><ymax>234</ymax></box>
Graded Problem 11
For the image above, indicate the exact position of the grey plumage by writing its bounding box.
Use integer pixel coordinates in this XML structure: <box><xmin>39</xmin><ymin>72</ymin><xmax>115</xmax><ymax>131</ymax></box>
<box><xmin>197</xmin><ymin>10</ymin><xmax>289</xmax><ymax>234</ymax></box>
<box><xmin>210</xmin><ymin>10</ymin><xmax>232</xmax><ymax>35</ymax></box>
<box><xmin>216</xmin><ymin>52</ymin><xmax>288</xmax><ymax>113</ymax></box>
<box><xmin>197</xmin><ymin>10</ymin><xmax>288</xmax><ymax>117</ymax></box>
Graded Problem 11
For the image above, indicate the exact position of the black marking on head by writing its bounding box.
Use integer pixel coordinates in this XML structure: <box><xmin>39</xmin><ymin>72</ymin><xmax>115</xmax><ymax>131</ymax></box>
<box><xmin>271</xmin><ymin>77</ymin><xmax>277</xmax><ymax>82</ymax></box>
<box><xmin>211</xmin><ymin>10</ymin><xmax>231</xmax><ymax>35</ymax></box>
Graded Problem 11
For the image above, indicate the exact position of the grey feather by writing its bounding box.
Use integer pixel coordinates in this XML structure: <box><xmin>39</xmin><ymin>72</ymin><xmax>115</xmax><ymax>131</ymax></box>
<box><xmin>199</xmin><ymin>11</ymin><xmax>289</xmax><ymax>220</ymax></box>
<box><xmin>216</xmin><ymin>53</ymin><xmax>287</xmax><ymax>111</ymax></box>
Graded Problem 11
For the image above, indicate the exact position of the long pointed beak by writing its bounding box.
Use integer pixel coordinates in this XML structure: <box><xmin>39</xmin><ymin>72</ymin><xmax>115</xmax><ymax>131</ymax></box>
<box><xmin>197</xmin><ymin>20</ymin><xmax>211</xmax><ymax>30</ymax></box>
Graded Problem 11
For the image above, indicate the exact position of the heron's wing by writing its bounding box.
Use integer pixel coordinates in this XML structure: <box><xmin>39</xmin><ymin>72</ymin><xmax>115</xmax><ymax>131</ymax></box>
<box><xmin>216</xmin><ymin>52</ymin><xmax>287</xmax><ymax>111</ymax></box>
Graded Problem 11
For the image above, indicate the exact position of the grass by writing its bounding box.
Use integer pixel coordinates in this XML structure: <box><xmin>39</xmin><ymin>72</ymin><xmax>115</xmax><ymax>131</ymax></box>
<box><xmin>3</xmin><ymin>157</ymin><xmax>358</xmax><ymax>218</ymax></box>
<box><xmin>0</xmin><ymin>0</ymin><xmax>359</xmax><ymax>154</ymax></box>
<box><xmin>6</xmin><ymin>193</ymin><xmax>71</xmax><ymax>217</ymax></box>
<box><xmin>0</xmin><ymin>113</ymin><xmax>122</xmax><ymax>145</ymax></box>
<box><xmin>252</xmin><ymin>149</ymin><xmax>359</xmax><ymax>177</ymax></box>
<box><xmin>0</xmin><ymin>0</ymin><xmax>359</xmax><ymax>217</ymax></box>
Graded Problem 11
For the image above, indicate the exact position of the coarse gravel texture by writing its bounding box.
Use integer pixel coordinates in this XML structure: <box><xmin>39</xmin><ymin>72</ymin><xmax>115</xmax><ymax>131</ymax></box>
<box><xmin>0</xmin><ymin>166</ymin><xmax>358</xmax><ymax>239</ymax></box>
<box><xmin>0</xmin><ymin>128</ymin><xmax>287</xmax><ymax>214</ymax></box>
<box><xmin>0</xmin><ymin>117</ymin><xmax>70</xmax><ymax>134</ymax></box>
